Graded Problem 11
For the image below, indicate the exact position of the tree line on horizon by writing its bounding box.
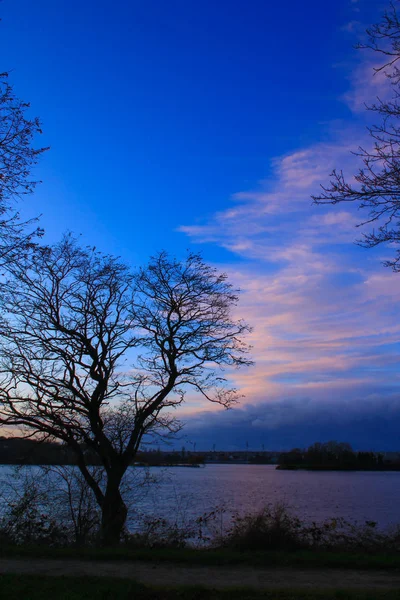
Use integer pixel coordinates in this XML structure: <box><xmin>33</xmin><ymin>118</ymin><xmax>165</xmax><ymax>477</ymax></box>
<box><xmin>277</xmin><ymin>441</ymin><xmax>398</xmax><ymax>471</ymax></box>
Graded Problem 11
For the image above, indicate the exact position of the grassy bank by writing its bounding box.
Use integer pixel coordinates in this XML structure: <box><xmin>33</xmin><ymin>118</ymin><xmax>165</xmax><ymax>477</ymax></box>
<box><xmin>3</xmin><ymin>480</ymin><xmax>400</xmax><ymax>564</ymax></box>
<box><xmin>1</xmin><ymin>575</ymin><xmax>400</xmax><ymax>600</ymax></box>
<box><xmin>1</xmin><ymin>544</ymin><xmax>400</xmax><ymax>571</ymax></box>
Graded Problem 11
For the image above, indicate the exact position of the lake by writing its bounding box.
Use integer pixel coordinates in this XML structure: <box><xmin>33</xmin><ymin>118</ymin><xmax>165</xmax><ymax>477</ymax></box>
<box><xmin>1</xmin><ymin>464</ymin><xmax>400</xmax><ymax>531</ymax></box>
<box><xmin>128</xmin><ymin>464</ymin><xmax>400</xmax><ymax>530</ymax></box>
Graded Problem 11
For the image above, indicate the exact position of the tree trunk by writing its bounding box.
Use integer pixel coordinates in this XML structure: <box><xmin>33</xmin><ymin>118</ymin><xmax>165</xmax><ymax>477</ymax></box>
<box><xmin>100</xmin><ymin>483</ymin><xmax>128</xmax><ymax>546</ymax></box>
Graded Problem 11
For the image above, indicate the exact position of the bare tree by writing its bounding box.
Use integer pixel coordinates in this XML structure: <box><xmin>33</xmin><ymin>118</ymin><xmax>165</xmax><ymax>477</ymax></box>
<box><xmin>313</xmin><ymin>1</ymin><xmax>400</xmax><ymax>271</ymax></box>
<box><xmin>0</xmin><ymin>237</ymin><xmax>252</xmax><ymax>544</ymax></box>
<box><xmin>0</xmin><ymin>72</ymin><xmax>47</xmax><ymax>260</ymax></box>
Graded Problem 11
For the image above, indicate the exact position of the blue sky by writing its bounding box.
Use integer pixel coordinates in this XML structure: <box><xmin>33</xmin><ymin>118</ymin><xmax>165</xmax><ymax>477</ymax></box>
<box><xmin>1</xmin><ymin>0</ymin><xmax>399</xmax><ymax>450</ymax></box>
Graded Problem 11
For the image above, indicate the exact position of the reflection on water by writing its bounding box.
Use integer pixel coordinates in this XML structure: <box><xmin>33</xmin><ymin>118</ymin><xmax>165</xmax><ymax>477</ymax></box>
<box><xmin>1</xmin><ymin>464</ymin><xmax>399</xmax><ymax>530</ymax></box>
<box><xmin>129</xmin><ymin>464</ymin><xmax>400</xmax><ymax>529</ymax></box>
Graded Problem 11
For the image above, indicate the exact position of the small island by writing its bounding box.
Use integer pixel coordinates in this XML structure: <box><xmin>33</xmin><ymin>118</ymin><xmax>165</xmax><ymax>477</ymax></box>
<box><xmin>277</xmin><ymin>441</ymin><xmax>400</xmax><ymax>471</ymax></box>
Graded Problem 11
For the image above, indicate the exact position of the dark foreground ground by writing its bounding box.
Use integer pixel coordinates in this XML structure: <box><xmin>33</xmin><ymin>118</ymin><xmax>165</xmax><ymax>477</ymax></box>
<box><xmin>1</xmin><ymin>557</ymin><xmax>400</xmax><ymax>599</ymax></box>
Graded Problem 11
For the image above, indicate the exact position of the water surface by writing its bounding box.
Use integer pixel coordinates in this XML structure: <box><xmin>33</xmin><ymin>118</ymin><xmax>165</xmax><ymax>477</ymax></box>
<box><xmin>130</xmin><ymin>464</ymin><xmax>400</xmax><ymax>529</ymax></box>
<box><xmin>1</xmin><ymin>464</ymin><xmax>399</xmax><ymax>530</ymax></box>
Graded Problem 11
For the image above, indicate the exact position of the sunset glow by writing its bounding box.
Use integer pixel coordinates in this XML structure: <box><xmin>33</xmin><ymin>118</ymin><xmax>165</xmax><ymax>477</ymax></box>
<box><xmin>1</xmin><ymin>0</ymin><xmax>398</xmax><ymax>449</ymax></box>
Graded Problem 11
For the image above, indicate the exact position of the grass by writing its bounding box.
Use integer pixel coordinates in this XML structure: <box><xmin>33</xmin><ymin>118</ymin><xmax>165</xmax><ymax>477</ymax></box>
<box><xmin>1</xmin><ymin>544</ymin><xmax>400</xmax><ymax>571</ymax></box>
<box><xmin>1</xmin><ymin>575</ymin><xmax>400</xmax><ymax>600</ymax></box>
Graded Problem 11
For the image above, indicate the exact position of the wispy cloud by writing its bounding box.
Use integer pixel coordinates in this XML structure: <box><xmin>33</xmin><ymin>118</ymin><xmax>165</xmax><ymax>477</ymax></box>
<box><xmin>341</xmin><ymin>20</ymin><xmax>361</xmax><ymax>33</ymax></box>
<box><xmin>342</xmin><ymin>60</ymin><xmax>389</xmax><ymax>113</ymax></box>
<box><xmin>178</xmin><ymin>38</ymin><xmax>400</xmax><ymax>434</ymax></box>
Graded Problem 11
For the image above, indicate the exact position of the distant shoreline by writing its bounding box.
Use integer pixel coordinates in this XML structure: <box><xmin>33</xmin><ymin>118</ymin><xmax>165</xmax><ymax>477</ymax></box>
<box><xmin>276</xmin><ymin>464</ymin><xmax>400</xmax><ymax>471</ymax></box>
<box><xmin>2</xmin><ymin>462</ymin><xmax>400</xmax><ymax>470</ymax></box>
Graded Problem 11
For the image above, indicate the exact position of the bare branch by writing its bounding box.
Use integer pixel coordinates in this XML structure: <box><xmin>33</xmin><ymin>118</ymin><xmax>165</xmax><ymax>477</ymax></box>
<box><xmin>0</xmin><ymin>73</ymin><xmax>47</xmax><ymax>260</ymax></box>
<box><xmin>313</xmin><ymin>1</ymin><xmax>400</xmax><ymax>271</ymax></box>
<box><xmin>0</xmin><ymin>240</ymin><xmax>252</xmax><ymax>544</ymax></box>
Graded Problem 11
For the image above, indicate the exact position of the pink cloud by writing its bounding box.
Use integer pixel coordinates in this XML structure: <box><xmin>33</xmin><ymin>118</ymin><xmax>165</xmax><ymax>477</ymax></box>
<box><xmin>342</xmin><ymin>59</ymin><xmax>391</xmax><ymax>114</ymax></box>
<box><xmin>177</xmin><ymin>49</ymin><xmax>400</xmax><ymax>413</ymax></box>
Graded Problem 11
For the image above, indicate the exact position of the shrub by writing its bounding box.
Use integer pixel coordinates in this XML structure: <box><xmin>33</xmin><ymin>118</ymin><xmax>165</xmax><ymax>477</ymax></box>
<box><xmin>219</xmin><ymin>503</ymin><xmax>400</xmax><ymax>554</ymax></box>
<box><xmin>0</xmin><ymin>478</ymin><xmax>68</xmax><ymax>546</ymax></box>
<box><xmin>123</xmin><ymin>516</ymin><xmax>190</xmax><ymax>549</ymax></box>
<box><xmin>223</xmin><ymin>503</ymin><xmax>304</xmax><ymax>551</ymax></box>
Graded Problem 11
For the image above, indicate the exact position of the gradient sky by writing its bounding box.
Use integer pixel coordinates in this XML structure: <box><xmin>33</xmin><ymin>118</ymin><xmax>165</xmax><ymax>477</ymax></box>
<box><xmin>1</xmin><ymin>0</ymin><xmax>399</xmax><ymax>450</ymax></box>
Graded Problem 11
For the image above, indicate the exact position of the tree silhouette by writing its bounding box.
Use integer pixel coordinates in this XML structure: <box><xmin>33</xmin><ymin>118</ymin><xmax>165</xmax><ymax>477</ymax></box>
<box><xmin>313</xmin><ymin>2</ymin><xmax>400</xmax><ymax>271</ymax></box>
<box><xmin>0</xmin><ymin>72</ymin><xmax>47</xmax><ymax>260</ymax></box>
<box><xmin>0</xmin><ymin>237</ymin><xmax>252</xmax><ymax>544</ymax></box>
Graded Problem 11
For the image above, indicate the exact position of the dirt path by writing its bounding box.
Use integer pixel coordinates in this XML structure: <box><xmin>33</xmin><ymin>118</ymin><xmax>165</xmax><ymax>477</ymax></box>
<box><xmin>0</xmin><ymin>558</ymin><xmax>400</xmax><ymax>590</ymax></box>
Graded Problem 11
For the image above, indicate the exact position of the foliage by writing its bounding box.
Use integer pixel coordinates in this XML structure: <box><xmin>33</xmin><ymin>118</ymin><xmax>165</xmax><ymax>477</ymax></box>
<box><xmin>223</xmin><ymin>503</ymin><xmax>303</xmax><ymax>551</ymax></box>
<box><xmin>123</xmin><ymin>515</ymin><xmax>190</xmax><ymax>549</ymax></box>
<box><xmin>221</xmin><ymin>503</ymin><xmax>400</xmax><ymax>554</ymax></box>
<box><xmin>0</xmin><ymin>469</ymin><xmax>68</xmax><ymax>546</ymax></box>
<box><xmin>2</xmin><ymin>472</ymin><xmax>400</xmax><ymax>557</ymax></box>
<box><xmin>278</xmin><ymin>441</ymin><xmax>385</xmax><ymax>470</ymax></box>
<box><xmin>0</xmin><ymin>464</ymin><xmax>169</xmax><ymax>547</ymax></box>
